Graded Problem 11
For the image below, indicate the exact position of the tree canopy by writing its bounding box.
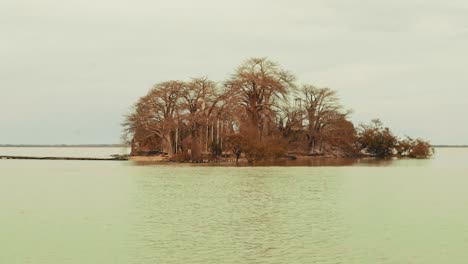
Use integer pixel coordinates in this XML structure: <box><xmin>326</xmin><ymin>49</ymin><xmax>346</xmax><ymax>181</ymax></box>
<box><xmin>123</xmin><ymin>57</ymin><xmax>432</xmax><ymax>162</ymax></box>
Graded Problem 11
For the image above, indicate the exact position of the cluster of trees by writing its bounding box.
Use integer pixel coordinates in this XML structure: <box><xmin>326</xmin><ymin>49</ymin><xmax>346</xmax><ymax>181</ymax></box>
<box><xmin>358</xmin><ymin>119</ymin><xmax>433</xmax><ymax>158</ymax></box>
<box><xmin>123</xmin><ymin>57</ymin><xmax>432</xmax><ymax>163</ymax></box>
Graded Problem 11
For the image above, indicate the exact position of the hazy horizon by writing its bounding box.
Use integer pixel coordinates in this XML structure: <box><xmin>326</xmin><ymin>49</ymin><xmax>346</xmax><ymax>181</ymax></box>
<box><xmin>2</xmin><ymin>0</ymin><xmax>467</xmax><ymax>145</ymax></box>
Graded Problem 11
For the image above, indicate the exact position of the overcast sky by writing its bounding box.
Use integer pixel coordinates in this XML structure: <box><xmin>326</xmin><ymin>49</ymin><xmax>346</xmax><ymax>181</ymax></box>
<box><xmin>1</xmin><ymin>0</ymin><xmax>467</xmax><ymax>145</ymax></box>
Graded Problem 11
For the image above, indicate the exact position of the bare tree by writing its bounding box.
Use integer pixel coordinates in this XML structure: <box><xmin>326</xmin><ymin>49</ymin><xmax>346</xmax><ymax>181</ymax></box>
<box><xmin>181</xmin><ymin>77</ymin><xmax>219</xmax><ymax>161</ymax></box>
<box><xmin>299</xmin><ymin>85</ymin><xmax>349</xmax><ymax>154</ymax></box>
<box><xmin>225</xmin><ymin>57</ymin><xmax>296</xmax><ymax>141</ymax></box>
<box><xmin>124</xmin><ymin>80</ymin><xmax>184</xmax><ymax>156</ymax></box>
<box><xmin>123</xmin><ymin>57</ymin><xmax>431</xmax><ymax>161</ymax></box>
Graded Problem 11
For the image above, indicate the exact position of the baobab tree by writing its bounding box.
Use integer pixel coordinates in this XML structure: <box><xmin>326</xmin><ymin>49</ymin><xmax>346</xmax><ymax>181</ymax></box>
<box><xmin>181</xmin><ymin>77</ymin><xmax>219</xmax><ymax>161</ymax></box>
<box><xmin>299</xmin><ymin>85</ymin><xmax>349</xmax><ymax>154</ymax></box>
<box><xmin>122</xmin><ymin>96</ymin><xmax>162</xmax><ymax>155</ymax></box>
<box><xmin>225</xmin><ymin>57</ymin><xmax>296</xmax><ymax>141</ymax></box>
<box><xmin>320</xmin><ymin>115</ymin><xmax>358</xmax><ymax>157</ymax></box>
<box><xmin>124</xmin><ymin>80</ymin><xmax>184</xmax><ymax>156</ymax></box>
<box><xmin>123</xmin><ymin>57</ymin><xmax>432</xmax><ymax>161</ymax></box>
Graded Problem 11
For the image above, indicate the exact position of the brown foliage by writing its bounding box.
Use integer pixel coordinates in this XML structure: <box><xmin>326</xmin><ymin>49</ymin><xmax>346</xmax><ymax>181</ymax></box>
<box><xmin>409</xmin><ymin>139</ymin><xmax>433</xmax><ymax>158</ymax></box>
<box><xmin>295</xmin><ymin>85</ymin><xmax>352</xmax><ymax>154</ymax></box>
<box><xmin>224</xmin><ymin>134</ymin><xmax>248</xmax><ymax>164</ymax></box>
<box><xmin>396</xmin><ymin>137</ymin><xmax>433</xmax><ymax>158</ymax></box>
<box><xmin>358</xmin><ymin>119</ymin><xmax>398</xmax><ymax>158</ymax></box>
<box><xmin>181</xmin><ymin>77</ymin><xmax>219</xmax><ymax>162</ymax></box>
<box><xmin>123</xmin><ymin>57</ymin><xmax>432</xmax><ymax>162</ymax></box>
<box><xmin>225</xmin><ymin>57</ymin><xmax>295</xmax><ymax>140</ymax></box>
<box><xmin>322</xmin><ymin>117</ymin><xmax>359</xmax><ymax>157</ymax></box>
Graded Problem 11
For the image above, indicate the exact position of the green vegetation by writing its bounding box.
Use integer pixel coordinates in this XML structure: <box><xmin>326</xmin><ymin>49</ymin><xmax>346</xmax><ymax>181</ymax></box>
<box><xmin>123</xmin><ymin>57</ymin><xmax>432</xmax><ymax>162</ymax></box>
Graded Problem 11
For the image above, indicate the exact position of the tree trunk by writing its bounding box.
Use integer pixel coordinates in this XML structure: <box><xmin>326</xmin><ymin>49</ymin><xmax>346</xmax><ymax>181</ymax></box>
<box><xmin>191</xmin><ymin>128</ymin><xmax>202</xmax><ymax>162</ymax></box>
<box><xmin>220</xmin><ymin>120</ymin><xmax>224</xmax><ymax>150</ymax></box>
<box><xmin>308</xmin><ymin>136</ymin><xmax>316</xmax><ymax>154</ymax></box>
<box><xmin>162</xmin><ymin>132</ymin><xmax>173</xmax><ymax>156</ymax></box>
<box><xmin>205</xmin><ymin>123</ymin><xmax>209</xmax><ymax>152</ymax></box>
<box><xmin>235</xmin><ymin>151</ymin><xmax>241</xmax><ymax>166</ymax></box>
<box><xmin>175</xmin><ymin>127</ymin><xmax>178</xmax><ymax>154</ymax></box>
<box><xmin>211</xmin><ymin>121</ymin><xmax>214</xmax><ymax>145</ymax></box>
<box><xmin>216</xmin><ymin>118</ymin><xmax>220</xmax><ymax>144</ymax></box>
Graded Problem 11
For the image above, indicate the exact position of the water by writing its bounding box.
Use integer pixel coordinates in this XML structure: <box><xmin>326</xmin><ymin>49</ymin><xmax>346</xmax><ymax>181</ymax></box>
<box><xmin>0</xmin><ymin>146</ymin><xmax>129</xmax><ymax>158</ymax></box>
<box><xmin>1</xmin><ymin>148</ymin><xmax>467</xmax><ymax>263</ymax></box>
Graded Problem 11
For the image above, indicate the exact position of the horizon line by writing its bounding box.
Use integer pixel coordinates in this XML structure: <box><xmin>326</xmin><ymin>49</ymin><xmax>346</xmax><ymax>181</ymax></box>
<box><xmin>0</xmin><ymin>144</ymin><xmax>128</xmax><ymax>147</ymax></box>
<box><xmin>0</xmin><ymin>144</ymin><xmax>467</xmax><ymax>148</ymax></box>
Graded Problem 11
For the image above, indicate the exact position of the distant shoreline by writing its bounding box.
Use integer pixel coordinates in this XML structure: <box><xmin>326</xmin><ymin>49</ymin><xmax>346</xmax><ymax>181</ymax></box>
<box><xmin>432</xmin><ymin>145</ymin><xmax>468</xmax><ymax>148</ymax></box>
<box><xmin>0</xmin><ymin>144</ymin><xmax>466</xmax><ymax>149</ymax></box>
<box><xmin>0</xmin><ymin>155</ymin><xmax>128</xmax><ymax>161</ymax></box>
<box><xmin>0</xmin><ymin>144</ymin><xmax>128</xmax><ymax>148</ymax></box>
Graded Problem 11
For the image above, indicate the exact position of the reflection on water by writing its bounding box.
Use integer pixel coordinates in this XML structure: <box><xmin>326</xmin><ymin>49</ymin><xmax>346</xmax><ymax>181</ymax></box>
<box><xmin>1</xmin><ymin>148</ymin><xmax>468</xmax><ymax>264</ymax></box>
<box><xmin>131</xmin><ymin>148</ymin><xmax>458</xmax><ymax>168</ymax></box>
<box><xmin>132</xmin><ymin>157</ymin><xmax>381</xmax><ymax>167</ymax></box>
<box><xmin>130</xmin><ymin>167</ymin><xmax>349</xmax><ymax>263</ymax></box>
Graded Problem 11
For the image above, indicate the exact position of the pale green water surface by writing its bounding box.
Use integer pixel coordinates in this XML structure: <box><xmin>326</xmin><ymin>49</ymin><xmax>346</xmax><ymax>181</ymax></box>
<box><xmin>1</xmin><ymin>148</ymin><xmax>467</xmax><ymax>263</ymax></box>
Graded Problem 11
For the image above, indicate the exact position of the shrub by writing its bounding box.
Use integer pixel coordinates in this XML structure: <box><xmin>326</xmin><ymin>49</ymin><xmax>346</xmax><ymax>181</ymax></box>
<box><xmin>209</xmin><ymin>142</ymin><xmax>223</xmax><ymax>158</ymax></box>
<box><xmin>358</xmin><ymin>119</ymin><xmax>397</xmax><ymax>158</ymax></box>
<box><xmin>408</xmin><ymin>139</ymin><xmax>433</xmax><ymax>158</ymax></box>
<box><xmin>168</xmin><ymin>152</ymin><xmax>191</xmax><ymax>162</ymax></box>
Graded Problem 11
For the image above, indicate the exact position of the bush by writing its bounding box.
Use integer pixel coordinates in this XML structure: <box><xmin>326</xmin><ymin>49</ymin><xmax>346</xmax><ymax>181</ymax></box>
<box><xmin>395</xmin><ymin>137</ymin><xmax>433</xmax><ymax>158</ymax></box>
<box><xmin>243</xmin><ymin>136</ymin><xmax>287</xmax><ymax>163</ymax></box>
<box><xmin>168</xmin><ymin>152</ymin><xmax>191</xmax><ymax>162</ymax></box>
<box><xmin>225</xmin><ymin>133</ymin><xmax>287</xmax><ymax>164</ymax></box>
<box><xmin>209</xmin><ymin>142</ymin><xmax>223</xmax><ymax>158</ymax></box>
<box><xmin>358</xmin><ymin>119</ymin><xmax>397</xmax><ymax>158</ymax></box>
<box><xmin>408</xmin><ymin>139</ymin><xmax>433</xmax><ymax>158</ymax></box>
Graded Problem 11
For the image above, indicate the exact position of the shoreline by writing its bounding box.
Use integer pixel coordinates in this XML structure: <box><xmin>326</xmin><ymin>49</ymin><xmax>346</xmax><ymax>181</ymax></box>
<box><xmin>128</xmin><ymin>154</ymin><xmax>358</xmax><ymax>163</ymax></box>
<box><xmin>0</xmin><ymin>144</ymin><xmax>127</xmax><ymax>148</ymax></box>
<box><xmin>0</xmin><ymin>155</ymin><xmax>128</xmax><ymax>161</ymax></box>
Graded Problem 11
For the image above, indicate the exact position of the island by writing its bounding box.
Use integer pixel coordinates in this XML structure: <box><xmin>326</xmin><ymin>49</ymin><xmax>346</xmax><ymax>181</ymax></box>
<box><xmin>123</xmin><ymin>57</ymin><xmax>432</xmax><ymax>164</ymax></box>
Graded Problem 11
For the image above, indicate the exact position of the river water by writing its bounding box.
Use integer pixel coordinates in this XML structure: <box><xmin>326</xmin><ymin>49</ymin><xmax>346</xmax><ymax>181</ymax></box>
<box><xmin>1</xmin><ymin>147</ymin><xmax>467</xmax><ymax>263</ymax></box>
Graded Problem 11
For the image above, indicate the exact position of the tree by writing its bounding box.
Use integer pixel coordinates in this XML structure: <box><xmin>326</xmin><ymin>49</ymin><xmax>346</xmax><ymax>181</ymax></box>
<box><xmin>225</xmin><ymin>57</ymin><xmax>295</xmax><ymax>141</ymax></box>
<box><xmin>298</xmin><ymin>85</ymin><xmax>349</xmax><ymax>154</ymax></box>
<box><xmin>123</xmin><ymin>80</ymin><xmax>184</xmax><ymax>156</ymax></box>
<box><xmin>321</xmin><ymin>115</ymin><xmax>359</xmax><ymax>157</ymax></box>
<box><xmin>181</xmin><ymin>77</ymin><xmax>219</xmax><ymax>162</ymax></box>
<box><xmin>358</xmin><ymin>119</ymin><xmax>397</xmax><ymax>158</ymax></box>
<box><xmin>224</xmin><ymin>134</ymin><xmax>246</xmax><ymax>165</ymax></box>
<box><xmin>123</xmin><ymin>57</ymin><xmax>432</xmax><ymax>162</ymax></box>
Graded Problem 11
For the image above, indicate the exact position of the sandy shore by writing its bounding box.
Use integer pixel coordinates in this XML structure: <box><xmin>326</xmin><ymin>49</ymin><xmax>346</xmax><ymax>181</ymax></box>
<box><xmin>128</xmin><ymin>155</ymin><xmax>169</xmax><ymax>162</ymax></box>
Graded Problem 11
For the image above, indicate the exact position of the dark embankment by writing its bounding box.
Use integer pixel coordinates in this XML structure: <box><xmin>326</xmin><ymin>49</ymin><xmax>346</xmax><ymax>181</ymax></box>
<box><xmin>0</xmin><ymin>155</ymin><xmax>128</xmax><ymax>161</ymax></box>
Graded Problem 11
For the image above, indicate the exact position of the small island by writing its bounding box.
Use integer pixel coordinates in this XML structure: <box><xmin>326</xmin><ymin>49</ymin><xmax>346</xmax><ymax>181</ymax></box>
<box><xmin>123</xmin><ymin>57</ymin><xmax>432</xmax><ymax>164</ymax></box>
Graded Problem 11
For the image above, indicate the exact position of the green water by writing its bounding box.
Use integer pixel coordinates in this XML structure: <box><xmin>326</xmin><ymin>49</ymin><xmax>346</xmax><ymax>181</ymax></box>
<box><xmin>1</xmin><ymin>148</ymin><xmax>467</xmax><ymax>263</ymax></box>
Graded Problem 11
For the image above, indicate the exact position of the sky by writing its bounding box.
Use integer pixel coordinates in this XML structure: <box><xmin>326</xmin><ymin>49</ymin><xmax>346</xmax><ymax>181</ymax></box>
<box><xmin>1</xmin><ymin>0</ymin><xmax>467</xmax><ymax>145</ymax></box>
